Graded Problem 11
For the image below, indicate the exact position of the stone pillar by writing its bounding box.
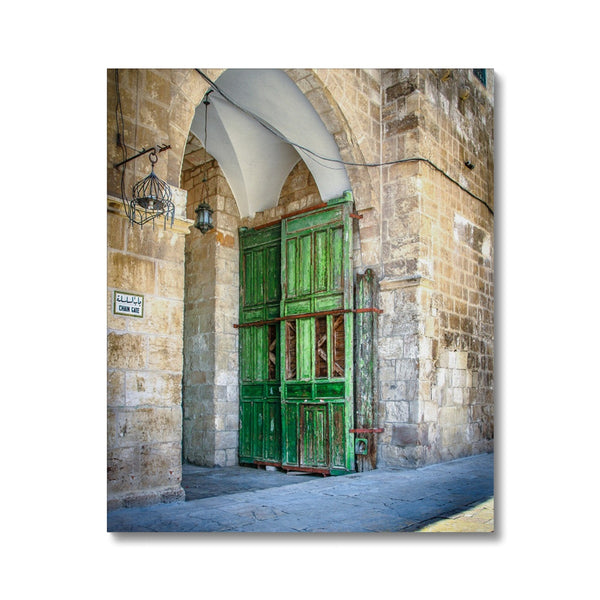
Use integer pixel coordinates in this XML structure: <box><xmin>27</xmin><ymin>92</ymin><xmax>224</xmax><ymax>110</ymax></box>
<box><xmin>182</xmin><ymin>161</ymin><xmax>241</xmax><ymax>466</ymax></box>
<box><xmin>375</xmin><ymin>70</ymin><xmax>426</xmax><ymax>467</ymax></box>
<box><xmin>107</xmin><ymin>187</ymin><xmax>191</xmax><ymax>509</ymax></box>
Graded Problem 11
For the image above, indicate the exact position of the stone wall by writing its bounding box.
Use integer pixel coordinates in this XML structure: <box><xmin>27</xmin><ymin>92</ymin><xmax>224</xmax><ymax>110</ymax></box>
<box><xmin>107</xmin><ymin>197</ymin><xmax>190</xmax><ymax>509</ymax></box>
<box><xmin>376</xmin><ymin>69</ymin><xmax>494</xmax><ymax>466</ymax></box>
<box><xmin>107</xmin><ymin>69</ymin><xmax>208</xmax><ymax>506</ymax></box>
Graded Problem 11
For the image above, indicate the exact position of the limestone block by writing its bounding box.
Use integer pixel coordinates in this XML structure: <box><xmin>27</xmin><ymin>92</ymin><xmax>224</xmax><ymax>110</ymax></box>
<box><xmin>215</xmin><ymin>430</ymin><xmax>238</xmax><ymax>451</ymax></box>
<box><xmin>107</xmin><ymin>333</ymin><xmax>146</xmax><ymax>369</ymax></box>
<box><xmin>128</xmin><ymin>297</ymin><xmax>183</xmax><ymax>336</ymax></box>
<box><xmin>378</xmin><ymin>360</ymin><xmax>396</xmax><ymax>384</ymax></box>
<box><xmin>439</xmin><ymin>350</ymin><xmax>454</xmax><ymax>369</ymax></box>
<box><xmin>385</xmin><ymin>400</ymin><xmax>409</xmax><ymax>423</ymax></box>
<box><xmin>215</xmin><ymin>369</ymin><xmax>236</xmax><ymax>386</ymax></box>
<box><xmin>453</xmin><ymin>388</ymin><xmax>464</xmax><ymax>405</ymax></box>
<box><xmin>108</xmin><ymin>251</ymin><xmax>156</xmax><ymax>295</ymax></box>
<box><xmin>381</xmin><ymin>381</ymin><xmax>405</xmax><ymax>403</ymax></box>
<box><xmin>226</xmin><ymin>384</ymin><xmax>238</xmax><ymax>402</ymax></box>
<box><xmin>115</xmin><ymin>406</ymin><xmax>182</xmax><ymax>446</ymax></box>
<box><xmin>225</xmin><ymin>413</ymin><xmax>240</xmax><ymax>430</ymax></box>
<box><xmin>157</xmin><ymin>262</ymin><xmax>185</xmax><ymax>299</ymax></box>
<box><xmin>213</xmin><ymin>385</ymin><xmax>233</xmax><ymax>402</ymax></box>
<box><xmin>422</xmin><ymin>401</ymin><xmax>438</xmax><ymax>422</ymax></box>
<box><xmin>217</xmin><ymin>333</ymin><xmax>237</xmax><ymax>354</ymax></box>
<box><xmin>402</xmin><ymin>334</ymin><xmax>419</xmax><ymax>358</ymax></box>
<box><xmin>148</xmin><ymin>336</ymin><xmax>183</xmax><ymax>372</ymax></box>
<box><xmin>107</xmin><ymin>446</ymin><xmax>138</xmax><ymax>494</ymax></box>
<box><xmin>126</xmin><ymin>224</ymin><xmax>186</xmax><ymax>264</ymax></box>
<box><xmin>125</xmin><ymin>372</ymin><xmax>182</xmax><ymax>407</ymax></box>
<box><xmin>142</xmin><ymin>69</ymin><xmax>172</xmax><ymax>105</ymax></box>
<box><xmin>424</xmin><ymin>316</ymin><xmax>437</xmax><ymax>338</ymax></box>
<box><xmin>107</xmin><ymin>408</ymin><xmax>117</xmax><ymax>447</ymax></box>
<box><xmin>436</xmin><ymin>368</ymin><xmax>448</xmax><ymax>386</ymax></box>
<box><xmin>214</xmin><ymin>399</ymin><xmax>238</xmax><ymax>420</ymax></box>
<box><xmin>139</xmin><ymin>100</ymin><xmax>168</xmax><ymax>138</ymax></box>
<box><xmin>431</xmin><ymin>385</ymin><xmax>443</xmax><ymax>406</ymax></box>
<box><xmin>213</xmin><ymin>450</ymin><xmax>229</xmax><ymax>466</ymax></box>
<box><xmin>107</xmin><ymin>212</ymin><xmax>127</xmax><ymax>251</ymax></box>
<box><xmin>377</xmin><ymin>335</ymin><xmax>403</xmax><ymax>359</ymax></box>
<box><xmin>140</xmin><ymin>442</ymin><xmax>182</xmax><ymax>489</ymax></box>
<box><xmin>452</xmin><ymin>369</ymin><xmax>467</xmax><ymax>388</ymax></box>
<box><xmin>107</xmin><ymin>370</ymin><xmax>126</xmax><ymax>406</ymax></box>
<box><xmin>456</xmin><ymin>351</ymin><xmax>468</xmax><ymax>370</ymax></box>
<box><xmin>441</xmin><ymin>426</ymin><xmax>462</xmax><ymax>447</ymax></box>
<box><xmin>186</xmin><ymin>334</ymin><xmax>214</xmax><ymax>372</ymax></box>
<box><xmin>225</xmin><ymin>448</ymin><xmax>238</xmax><ymax>465</ymax></box>
<box><xmin>397</xmin><ymin>358</ymin><xmax>419</xmax><ymax>381</ymax></box>
<box><xmin>405</xmin><ymin>380</ymin><xmax>420</xmax><ymax>404</ymax></box>
<box><xmin>391</xmin><ymin>424</ymin><xmax>418</xmax><ymax>446</ymax></box>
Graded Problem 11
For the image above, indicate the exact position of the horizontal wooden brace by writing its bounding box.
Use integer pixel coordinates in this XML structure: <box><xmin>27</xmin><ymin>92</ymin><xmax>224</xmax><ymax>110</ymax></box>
<box><xmin>234</xmin><ymin>307</ymin><xmax>383</xmax><ymax>328</ymax></box>
<box><xmin>252</xmin><ymin>202</ymin><xmax>328</xmax><ymax>230</ymax></box>
<box><xmin>349</xmin><ymin>428</ymin><xmax>384</xmax><ymax>434</ymax></box>
<box><xmin>349</xmin><ymin>213</ymin><xmax>363</xmax><ymax>220</ymax></box>
<box><xmin>235</xmin><ymin>309</ymin><xmax>352</xmax><ymax>328</ymax></box>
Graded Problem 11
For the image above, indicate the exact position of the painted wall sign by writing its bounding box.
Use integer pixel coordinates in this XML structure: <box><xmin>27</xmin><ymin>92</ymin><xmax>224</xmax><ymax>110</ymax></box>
<box><xmin>113</xmin><ymin>291</ymin><xmax>144</xmax><ymax>318</ymax></box>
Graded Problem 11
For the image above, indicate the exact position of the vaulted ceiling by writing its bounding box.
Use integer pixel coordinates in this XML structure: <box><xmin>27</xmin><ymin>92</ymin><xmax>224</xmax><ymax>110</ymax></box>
<box><xmin>187</xmin><ymin>69</ymin><xmax>350</xmax><ymax>218</ymax></box>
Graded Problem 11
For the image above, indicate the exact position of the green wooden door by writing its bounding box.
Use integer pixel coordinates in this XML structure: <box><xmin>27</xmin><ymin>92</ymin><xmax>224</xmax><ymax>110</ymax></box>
<box><xmin>239</xmin><ymin>224</ymin><xmax>282</xmax><ymax>466</ymax></box>
<box><xmin>280</xmin><ymin>197</ymin><xmax>355</xmax><ymax>474</ymax></box>
<box><xmin>238</xmin><ymin>196</ymin><xmax>355</xmax><ymax>474</ymax></box>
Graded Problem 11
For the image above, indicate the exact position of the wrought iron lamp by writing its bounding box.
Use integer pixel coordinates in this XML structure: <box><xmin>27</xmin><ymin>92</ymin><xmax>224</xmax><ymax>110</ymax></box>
<box><xmin>193</xmin><ymin>92</ymin><xmax>214</xmax><ymax>234</ymax></box>
<box><xmin>129</xmin><ymin>148</ymin><xmax>175</xmax><ymax>229</ymax></box>
<box><xmin>194</xmin><ymin>181</ymin><xmax>214</xmax><ymax>233</ymax></box>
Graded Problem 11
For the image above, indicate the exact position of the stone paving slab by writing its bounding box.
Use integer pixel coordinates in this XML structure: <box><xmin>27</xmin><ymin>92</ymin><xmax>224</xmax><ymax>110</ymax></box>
<box><xmin>418</xmin><ymin>498</ymin><xmax>494</xmax><ymax>532</ymax></box>
<box><xmin>107</xmin><ymin>452</ymin><xmax>494</xmax><ymax>533</ymax></box>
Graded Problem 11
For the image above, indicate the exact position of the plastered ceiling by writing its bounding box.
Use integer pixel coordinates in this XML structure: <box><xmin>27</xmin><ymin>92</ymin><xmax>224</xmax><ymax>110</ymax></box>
<box><xmin>188</xmin><ymin>69</ymin><xmax>350</xmax><ymax>218</ymax></box>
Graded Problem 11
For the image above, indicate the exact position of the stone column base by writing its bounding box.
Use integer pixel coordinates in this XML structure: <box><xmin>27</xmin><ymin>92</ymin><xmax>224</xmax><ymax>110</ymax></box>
<box><xmin>107</xmin><ymin>485</ymin><xmax>185</xmax><ymax>511</ymax></box>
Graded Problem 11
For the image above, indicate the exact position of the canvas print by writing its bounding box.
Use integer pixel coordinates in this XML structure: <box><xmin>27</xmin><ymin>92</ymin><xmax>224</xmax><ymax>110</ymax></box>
<box><xmin>107</xmin><ymin>68</ymin><xmax>494</xmax><ymax>532</ymax></box>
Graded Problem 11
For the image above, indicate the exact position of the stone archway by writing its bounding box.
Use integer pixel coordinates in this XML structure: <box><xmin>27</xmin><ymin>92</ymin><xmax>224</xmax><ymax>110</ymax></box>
<box><xmin>106</xmin><ymin>68</ymin><xmax>384</xmax><ymax>506</ymax></box>
<box><xmin>179</xmin><ymin>69</ymin><xmax>379</xmax><ymax>468</ymax></box>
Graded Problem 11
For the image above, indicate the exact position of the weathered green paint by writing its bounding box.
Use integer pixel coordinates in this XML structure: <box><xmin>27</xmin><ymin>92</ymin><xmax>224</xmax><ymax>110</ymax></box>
<box><xmin>354</xmin><ymin>268</ymin><xmax>378</xmax><ymax>471</ymax></box>
<box><xmin>238</xmin><ymin>196</ymin><xmax>355</xmax><ymax>474</ymax></box>
<box><xmin>239</xmin><ymin>225</ymin><xmax>282</xmax><ymax>465</ymax></box>
<box><xmin>280</xmin><ymin>199</ymin><xmax>355</xmax><ymax>474</ymax></box>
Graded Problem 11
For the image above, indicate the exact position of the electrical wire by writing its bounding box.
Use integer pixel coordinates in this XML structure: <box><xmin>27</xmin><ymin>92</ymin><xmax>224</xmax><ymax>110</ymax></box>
<box><xmin>195</xmin><ymin>69</ymin><xmax>494</xmax><ymax>216</ymax></box>
<box><xmin>114</xmin><ymin>69</ymin><xmax>129</xmax><ymax>208</ymax></box>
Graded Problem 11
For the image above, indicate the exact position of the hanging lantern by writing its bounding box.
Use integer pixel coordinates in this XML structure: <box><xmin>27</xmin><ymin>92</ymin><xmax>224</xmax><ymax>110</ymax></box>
<box><xmin>193</xmin><ymin>93</ymin><xmax>214</xmax><ymax>234</ymax></box>
<box><xmin>129</xmin><ymin>148</ymin><xmax>175</xmax><ymax>228</ymax></box>
<box><xmin>194</xmin><ymin>178</ymin><xmax>214</xmax><ymax>233</ymax></box>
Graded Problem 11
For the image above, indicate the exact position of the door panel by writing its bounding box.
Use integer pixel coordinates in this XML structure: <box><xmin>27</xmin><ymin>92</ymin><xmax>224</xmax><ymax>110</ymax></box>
<box><xmin>239</xmin><ymin>225</ymin><xmax>282</xmax><ymax>465</ymax></box>
<box><xmin>280</xmin><ymin>200</ymin><xmax>354</xmax><ymax>474</ymax></box>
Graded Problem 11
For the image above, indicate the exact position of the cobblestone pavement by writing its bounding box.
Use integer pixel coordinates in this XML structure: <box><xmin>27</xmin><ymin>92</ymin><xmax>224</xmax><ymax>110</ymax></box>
<box><xmin>107</xmin><ymin>452</ymin><xmax>494</xmax><ymax>533</ymax></box>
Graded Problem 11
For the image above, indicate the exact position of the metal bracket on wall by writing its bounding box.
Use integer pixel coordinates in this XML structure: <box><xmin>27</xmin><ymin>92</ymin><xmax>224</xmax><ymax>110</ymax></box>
<box><xmin>114</xmin><ymin>144</ymin><xmax>171</xmax><ymax>169</ymax></box>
